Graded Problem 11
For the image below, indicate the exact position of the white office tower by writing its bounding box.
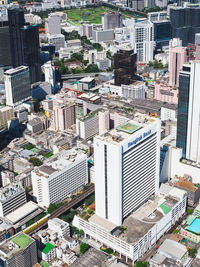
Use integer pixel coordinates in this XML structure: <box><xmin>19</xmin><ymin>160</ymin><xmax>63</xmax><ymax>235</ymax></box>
<box><xmin>130</xmin><ymin>20</ymin><xmax>154</xmax><ymax>63</ymax></box>
<box><xmin>32</xmin><ymin>150</ymin><xmax>88</xmax><ymax>208</ymax></box>
<box><xmin>0</xmin><ymin>183</ymin><xmax>27</xmax><ymax>217</ymax></box>
<box><xmin>44</xmin><ymin>61</ymin><xmax>56</xmax><ymax>89</ymax></box>
<box><xmin>94</xmin><ymin>113</ymin><xmax>160</xmax><ymax>225</ymax></box>
<box><xmin>177</xmin><ymin>61</ymin><xmax>200</xmax><ymax>163</ymax></box>
<box><xmin>4</xmin><ymin>66</ymin><xmax>31</xmax><ymax>107</ymax></box>
<box><xmin>45</xmin><ymin>13</ymin><xmax>61</xmax><ymax>35</ymax></box>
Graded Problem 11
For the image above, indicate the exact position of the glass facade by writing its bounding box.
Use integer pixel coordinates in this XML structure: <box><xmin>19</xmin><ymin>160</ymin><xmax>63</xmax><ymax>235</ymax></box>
<box><xmin>22</xmin><ymin>25</ymin><xmax>41</xmax><ymax>84</ymax></box>
<box><xmin>170</xmin><ymin>7</ymin><xmax>200</xmax><ymax>45</ymax></box>
<box><xmin>176</xmin><ymin>69</ymin><xmax>190</xmax><ymax>157</ymax></box>
<box><xmin>0</xmin><ymin>21</ymin><xmax>11</xmax><ymax>68</ymax></box>
<box><xmin>8</xmin><ymin>8</ymin><xmax>25</xmax><ymax>67</ymax></box>
<box><xmin>114</xmin><ymin>49</ymin><xmax>137</xmax><ymax>86</ymax></box>
<box><xmin>154</xmin><ymin>21</ymin><xmax>172</xmax><ymax>42</ymax></box>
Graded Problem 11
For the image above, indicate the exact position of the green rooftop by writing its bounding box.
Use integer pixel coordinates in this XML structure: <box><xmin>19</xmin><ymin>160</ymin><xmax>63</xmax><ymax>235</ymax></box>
<box><xmin>40</xmin><ymin>260</ymin><xmax>50</xmax><ymax>267</ymax></box>
<box><xmin>42</xmin><ymin>242</ymin><xmax>54</xmax><ymax>254</ymax></box>
<box><xmin>12</xmin><ymin>234</ymin><xmax>32</xmax><ymax>250</ymax></box>
<box><xmin>116</xmin><ymin>123</ymin><xmax>141</xmax><ymax>134</ymax></box>
<box><xmin>160</xmin><ymin>204</ymin><xmax>171</xmax><ymax>214</ymax></box>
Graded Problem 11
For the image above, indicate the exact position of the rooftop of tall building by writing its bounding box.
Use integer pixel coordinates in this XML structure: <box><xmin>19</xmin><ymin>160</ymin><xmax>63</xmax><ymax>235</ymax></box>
<box><xmin>0</xmin><ymin>183</ymin><xmax>25</xmax><ymax>203</ymax></box>
<box><xmin>33</xmin><ymin>149</ymin><xmax>87</xmax><ymax>179</ymax></box>
<box><xmin>0</xmin><ymin>233</ymin><xmax>34</xmax><ymax>258</ymax></box>
<box><xmin>96</xmin><ymin>113</ymin><xmax>157</xmax><ymax>144</ymax></box>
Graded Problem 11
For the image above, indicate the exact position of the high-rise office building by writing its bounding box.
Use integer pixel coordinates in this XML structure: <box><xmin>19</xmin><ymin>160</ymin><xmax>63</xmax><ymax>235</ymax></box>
<box><xmin>22</xmin><ymin>24</ymin><xmax>41</xmax><ymax>83</ymax></box>
<box><xmin>8</xmin><ymin>7</ymin><xmax>25</xmax><ymax>68</ymax></box>
<box><xmin>177</xmin><ymin>61</ymin><xmax>200</xmax><ymax>162</ymax></box>
<box><xmin>130</xmin><ymin>20</ymin><xmax>154</xmax><ymax>63</ymax></box>
<box><xmin>44</xmin><ymin>61</ymin><xmax>56</xmax><ymax>89</ymax></box>
<box><xmin>169</xmin><ymin>38</ymin><xmax>187</xmax><ymax>87</ymax></box>
<box><xmin>94</xmin><ymin>114</ymin><xmax>160</xmax><ymax>225</ymax></box>
<box><xmin>114</xmin><ymin>49</ymin><xmax>137</xmax><ymax>86</ymax></box>
<box><xmin>4</xmin><ymin>66</ymin><xmax>31</xmax><ymax>107</ymax></box>
<box><xmin>170</xmin><ymin>6</ymin><xmax>200</xmax><ymax>46</ymax></box>
<box><xmin>53</xmin><ymin>101</ymin><xmax>76</xmax><ymax>131</ymax></box>
<box><xmin>127</xmin><ymin>0</ymin><xmax>144</xmax><ymax>10</ymax></box>
<box><xmin>45</xmin><ymin>13</ymin><xmax>61</xmax><ymax>35</ymax></box>
<box><xmin>0</xmin><ymin>19</ymin><xmax>12</xmax><ymax>68</ymax></box>
<box><xmin>0</xmin><ymin>232</ymin><xmax>37</xmax><ymax>267</ymax></box>
<box><xmin>0</xmin><ymin>183</ymin><xmax>26</xmax><ymax>217</ymax></box>
<box><xmin>32</xmin><ymin>150</ymin><xmax>88</xmax><ymax>208</ymax></box>
<box><xmin>102</xmin><ymin>12</ymin><xmax>122</xmax><ymax>30</ymax></box>
<box><xmin>7</xmin><ymin>7</ymin><xmax>41</xmax><ymax>83</ymax></box>
<box><xmin>153</xmin><ymin>20</ymin><xmax>172</xmax><ymax>52</ymax></box>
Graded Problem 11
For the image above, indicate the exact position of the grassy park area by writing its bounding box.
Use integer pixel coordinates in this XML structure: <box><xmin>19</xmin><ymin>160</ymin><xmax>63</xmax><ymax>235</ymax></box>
<box><xmin>66</xmin><ymin>6</ymin><xmax>139</xmax><ymax>25</ymax></box>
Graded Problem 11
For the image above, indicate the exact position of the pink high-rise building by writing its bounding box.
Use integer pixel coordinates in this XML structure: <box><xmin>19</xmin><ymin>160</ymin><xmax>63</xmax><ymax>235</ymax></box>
<box><xmin>53</xmin><ymin>101</ymin><xmax>76</xmax><ymax>131</ymax></box>
<box><xmin>98</xmin><ymin>109</ymin><xmax>110</xmax><ymax>135</ymax></box>
<box><xmin>169</xmin><ymin>39</ymin><xmax>187</xmax><ymax>87</ymax></box>
<box><xmin>154</xmin><ymin>81</ymin><xmax>178</xmax><ymax>104</ymax></box>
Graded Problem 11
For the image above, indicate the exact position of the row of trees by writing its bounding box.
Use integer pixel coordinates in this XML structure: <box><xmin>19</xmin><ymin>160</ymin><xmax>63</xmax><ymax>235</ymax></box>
<box><xmin>148</xmin><ymin>60</ymin><xmax>168</xmax><ymax>69</ymax></box>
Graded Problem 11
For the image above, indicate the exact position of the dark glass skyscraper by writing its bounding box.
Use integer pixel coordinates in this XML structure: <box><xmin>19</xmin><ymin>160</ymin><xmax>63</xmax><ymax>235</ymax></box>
<box><xmin>0</xmin><ymin>19</ymin><xmax>12</xmax><ymax>68</ymax></box>
<box><xmin>8</xmin><ymin>7</ymin><xmax>25</xmax><ymax>67</ymax></box>
<box><xmin>7</xmin><ymin>7</ymin><xmax>41</xmax><ymax>83</ymax></box>
<box><xmin>176</xmin><ymin>65</ymin><xmax>191</xmax><ymax>157</ymax></box>
<box><xmin>153</xmin><ymin>21</ymin><xmax>172</xmax><ymax>52</ymax></box>
<box><xmin>114</xmin><ymin>49</ymin><xmax>137</xmax><ymax>86</ymax></box>
<box><xmin>22</xmin><ymin>25</ymin><xmax>41</xmax><ymax>83</ymax></box>
<box><xmin>170</xmin><ymin>7</ymin><xmax>200</xmax><ymax>46</ymax></box>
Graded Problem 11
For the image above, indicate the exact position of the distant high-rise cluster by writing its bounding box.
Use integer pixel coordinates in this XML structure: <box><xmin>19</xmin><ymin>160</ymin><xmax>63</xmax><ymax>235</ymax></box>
<box><xmin>170</xmin><ymin>6</ymin><xmax>200</xmax><ymax>46</ymax></box>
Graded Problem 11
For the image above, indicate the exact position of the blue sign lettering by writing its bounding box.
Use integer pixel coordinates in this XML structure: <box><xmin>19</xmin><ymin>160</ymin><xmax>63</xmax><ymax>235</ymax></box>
<box><xmin>128</xmin><ymin>130</ymin><xmax>152</xmax><ymax>148</ymax></box>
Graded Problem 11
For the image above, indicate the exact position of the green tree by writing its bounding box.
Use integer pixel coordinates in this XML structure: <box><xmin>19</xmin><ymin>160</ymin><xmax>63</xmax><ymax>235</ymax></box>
<box><xmin>189</xmin><ymin>248</ymin><xmax>197</xmax><ymax>258</ymax></box>
<box><xmin>84</xmin><ymin>64</ymin><xmax>99</xmax><ymax>73</ymax></box>
<box><xmin>187</xmin><ymin>209</ymin><xmax>193</xmax><ymax>215</ymax></box>
<box><xmin>135</xmin><ymin>261</ymin><xmax>148</xmax><ymax>267</ymax></box>
<box><xmin>80</xmin><ymin>243</ymin><xmax>90</xmax><ymax>254</ymax></box>
<box><xmin>84</xmin><ymin>194</ymin><xmax>95</xmax><ymax>207</ymax></box>
<box><xmin>29</xmin><ymin>157</ymin><xmax>43</xmax><ymax>166</ymax></box>
<box><xmin>92</xmin><ymin>42</ymin><xmax>103</xmax><ymax>51</ymax></box>
<box><xmin>47</xmin><ymin>203</ymin><xmax>57</xmax><ymax>214</ymax></box>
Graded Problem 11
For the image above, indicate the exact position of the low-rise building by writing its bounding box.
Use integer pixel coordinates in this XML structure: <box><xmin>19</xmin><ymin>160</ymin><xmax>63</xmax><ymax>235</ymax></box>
<box><xmin>154</xmin><ymin>81</ymin><xmax>178</xmax><ymax>104</ymax></box>
<box><xmin>40</xmin><ymin>242</ymin><xmax>56</xmax><ymax>263</ymax></box>
<box><xmin>83</xmin><ymin>49</ymin><xmax>107</xmax><ymax>65</ymax></box>
<box><xmin>1</xmin><ymin>171</ymin><xmax>15</xmax><ymax>187</ymax></box>
<box><xmin>181</xmin><ymin>212</ymin><xmax>200</xmax><ymax>243</ymax></box>
<box><xmin>47</xmin><ymin>34</ymin><xmax>65</xmax><ymax>52</ymax></box>
<box><xmin>150</xmin><ymin>239</ymin><xmax>190</xmax><ymax>267</ymax></box>
<box><xmin>175</xmin><ymin>178</ymin><xmax>200</xmax><ymax>206</ymax></box>
<box><xmin>48</xmin><ymin>218</ymin><xmax>70</xmax><ymax>237</ymax></box>
<box><xmin>73</xmin><ymin>185</ymin><xmax>187</xmax><ymax>264</ymax></box>
<box><xmin>27</xmin><ymin>118</ymin><xmax>43</xmax><ymax>134</ymax></box>
<box><xmin>92</xmin><ymin>29</ymin><xmax>114</xmax><ymax>42</ymax></box>
<box><xmin>101</xmin><ymin>80</ymin><xmax>146</xmax><ymax>99</ymax></box>
<box><xmin>78</xmin><ymin>77</ymin><xmax>96</xmax><ymax>91</ymax></box>
<box><xmin>66</xmin><ymin>39</ymin><xmax>81</xmax><ymax>48</ymax></box>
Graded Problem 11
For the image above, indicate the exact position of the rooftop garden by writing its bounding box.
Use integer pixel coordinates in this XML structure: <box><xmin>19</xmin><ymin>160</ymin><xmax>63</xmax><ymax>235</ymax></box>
<box><xmin>12</xmin><ymin>234</ymin><xmax>32</xmax><ymax>250</ymax></box>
